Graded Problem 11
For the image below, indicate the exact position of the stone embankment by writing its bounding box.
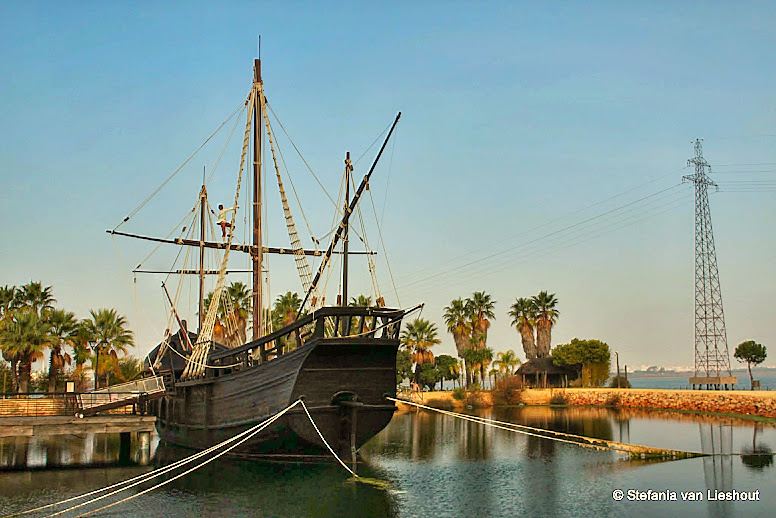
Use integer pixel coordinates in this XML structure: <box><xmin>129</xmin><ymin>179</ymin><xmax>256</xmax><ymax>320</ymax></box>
<box><xmin>408</xmin><ymin>388</ymin><xmax>776</xmax><ymax>418</ymax></box>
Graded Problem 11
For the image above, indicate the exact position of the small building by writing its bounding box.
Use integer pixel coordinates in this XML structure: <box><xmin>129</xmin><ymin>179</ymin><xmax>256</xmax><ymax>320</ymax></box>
<box><xmin>516</xmin><ymin>358</ymin><xmax>579</xmax><ymax>388</ymax></box>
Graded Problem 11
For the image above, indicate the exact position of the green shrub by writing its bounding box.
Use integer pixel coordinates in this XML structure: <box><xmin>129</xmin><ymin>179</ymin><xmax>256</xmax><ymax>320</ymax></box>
<box><xmin>452</xmin><ymin>387</ymin><xmax>466</xmax><ymax>400</ymax></box>
<box><xmin>608</xmin><ymin>375</ymin><xmax>631</xmax><ymax>389</ymax></box>
<box><xmin>604</xmin><ymin>393</ymin><xmax>621</xmax><ymax>407</ymax></box>
<box><xmin>464</xmin><ymin>386</ymin><xmax>489</xmax><ymax>408</ymax></box>
<box><xmin>492</xmin><ymin>376</ymin><xmax>523</xmax><ymax>405</ymax></box>
<box><xmin>549</xmin><ymin>392</ymin><xmax>568</xmax><ymax>406</ymax></box>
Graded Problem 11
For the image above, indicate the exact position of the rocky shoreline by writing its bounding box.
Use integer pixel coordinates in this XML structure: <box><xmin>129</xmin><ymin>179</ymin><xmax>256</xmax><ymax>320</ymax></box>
<box><xmin>400</xmin><ymin>388</ymin><xmax>776</xmax><ymax>419</ymax></box>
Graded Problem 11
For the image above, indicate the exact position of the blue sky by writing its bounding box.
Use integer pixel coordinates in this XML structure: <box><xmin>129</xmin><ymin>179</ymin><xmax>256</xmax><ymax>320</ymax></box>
<box><xmin>1</xmin><ymin>1</ymin><xmax>774</xmax><ymax>371</ymax></box>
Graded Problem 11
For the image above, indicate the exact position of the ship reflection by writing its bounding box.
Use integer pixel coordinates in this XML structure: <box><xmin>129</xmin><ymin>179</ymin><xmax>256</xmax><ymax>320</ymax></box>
<box><xmin>154</xmin><ymin>442</ymin><xmax>399</xmax><ymax>518</ymax></box>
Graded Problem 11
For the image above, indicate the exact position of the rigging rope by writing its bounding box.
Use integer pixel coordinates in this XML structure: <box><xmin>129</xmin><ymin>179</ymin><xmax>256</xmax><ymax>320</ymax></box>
<box><xmin>113</xmin><ymin>102</ymin><xmax>244</xmax><ymax>231</ymax></box>
<box><xmin>183</xmin><ymin>86</ymin><xmax>256</xmax><ymax>378</ymax></box>
<box><xmin>41</xmin><ymin>400</ymin><xmax>303</xmax><ymax>518</ymax></box>
<box><xmin>269</xmin><ymin>115</ymin><xmax>320</xmax><ymax>247</ymax></box>
<box><xmin>351</xmin><ymin>175</ymin><xmax>381</xmax><ymax>302</ymax></box>
<box><xmin>265</xmin><ymin>102</ymin><xmax>337</xmax><ymax>208</ymax></box>
<box><xmin>261</xmin><ymin>95</ymin><xmax>321</xmax><ymax>310</ymax></box>
<box><xmin>367</xmin><ymin>188</ymin><xmax>400</xmax><ymax>306</ymax></box>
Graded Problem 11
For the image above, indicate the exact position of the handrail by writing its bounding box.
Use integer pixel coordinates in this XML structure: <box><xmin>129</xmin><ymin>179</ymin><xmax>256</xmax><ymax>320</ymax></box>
<box><xmin>209</xmin><ymin>305</ymin><xmax>406</xmax><ymax>361</ymax></box>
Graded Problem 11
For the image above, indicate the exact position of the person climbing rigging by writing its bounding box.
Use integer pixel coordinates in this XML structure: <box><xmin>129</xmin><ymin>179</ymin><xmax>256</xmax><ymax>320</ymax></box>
<box><xmin>216</xmin><ymin>204</ymin><xmax>237</xmax><ymax>241</ymax></box>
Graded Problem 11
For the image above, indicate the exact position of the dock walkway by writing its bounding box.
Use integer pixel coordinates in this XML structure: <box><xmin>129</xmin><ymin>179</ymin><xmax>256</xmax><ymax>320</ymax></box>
<box><xmin>0</xmin><ymin>415</ymin><xmax>157</xmax><ymax>437</ymax></box>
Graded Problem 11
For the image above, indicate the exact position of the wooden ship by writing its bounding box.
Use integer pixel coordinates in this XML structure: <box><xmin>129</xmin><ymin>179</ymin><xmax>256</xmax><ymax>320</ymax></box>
<box><xmin>111</xmin><ymin>58</ymin><xmax>416</xmax><ymax>460</ymax></box>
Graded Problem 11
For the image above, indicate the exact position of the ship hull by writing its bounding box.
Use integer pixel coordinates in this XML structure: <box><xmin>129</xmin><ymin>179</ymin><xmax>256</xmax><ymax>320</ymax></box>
<box><xmin>150</xmin><ymin>336</ymin><xmax>398</xmax><ymax>458</ymax></box>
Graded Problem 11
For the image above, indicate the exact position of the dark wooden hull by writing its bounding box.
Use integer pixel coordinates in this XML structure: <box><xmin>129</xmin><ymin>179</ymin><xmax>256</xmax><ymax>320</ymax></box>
<box><xmin>149</xmin><ymin>336</ymin><xmax>398</xmax><ymax>458</ymax></box>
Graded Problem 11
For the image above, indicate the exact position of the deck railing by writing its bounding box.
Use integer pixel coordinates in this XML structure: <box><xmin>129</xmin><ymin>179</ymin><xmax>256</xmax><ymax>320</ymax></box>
<box><xmin>205</xmin><ymin>306</ymin><xmax>407</xmax><ymax>378</ymax></box>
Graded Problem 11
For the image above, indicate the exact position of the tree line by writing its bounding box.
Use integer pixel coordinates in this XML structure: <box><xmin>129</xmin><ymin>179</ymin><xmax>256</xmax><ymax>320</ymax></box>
<box><xmin>0</xmin><ymin>282</ymin><xmax>137</xmax><ymax>393</ymax></box>
<box><xmin>398</xmin><ymin>290</ymin><xmax>622</xmax><ymax>389</ymax></box>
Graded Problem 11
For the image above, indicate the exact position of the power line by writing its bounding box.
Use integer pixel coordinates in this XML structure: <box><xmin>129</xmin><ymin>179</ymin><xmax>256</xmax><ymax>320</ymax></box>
<box><xmin>397</xmin><ymin>183</ymin><xmax>686</xmax><ymax>292</ymax></box>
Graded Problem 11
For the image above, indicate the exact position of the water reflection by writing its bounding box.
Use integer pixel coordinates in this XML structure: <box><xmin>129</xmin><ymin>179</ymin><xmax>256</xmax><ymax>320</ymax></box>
<box><xmin>364</xmin><ymin>406</ymin><xmax>775</xmax><ymax>517</ymax></box>
<box><xmin>0</xmin><ymin>432</ymin><xmax>156</xmax><ymax>470</ymax></box>
<box><xmin>699</xmin><ymin>423</ymin><xmax>734</xmax><ymax>517</ymax></box>
<box><xmin>152</xmin><ymin>443</ymin><xmax>398</xmax><ymax>518</ymax></box>
<box><xmin>2</xmin><ymin>407</ymin><xmax>774</xmax><ymax>517</ymax></box>
<box><xmin>740</xmin><ymin>423</ymin><xmax>774</xmax><ymax>471</ymax></box>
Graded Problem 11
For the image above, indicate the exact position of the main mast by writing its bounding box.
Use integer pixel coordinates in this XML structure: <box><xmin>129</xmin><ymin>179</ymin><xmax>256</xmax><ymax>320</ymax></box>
<box><xmin>253</xmin><ymin>59</ymin><xmax>264</xmax><ymax>339</ymax></box>
<box><xmin>198</xmin><ymin>183</ymin><xmax>207</xmax><ymax>332</ymax></box>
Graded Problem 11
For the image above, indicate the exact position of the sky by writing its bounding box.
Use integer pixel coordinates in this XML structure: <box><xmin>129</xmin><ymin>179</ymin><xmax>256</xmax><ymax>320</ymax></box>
<box><xmin>1</xmin><ymin>1</ymin><xmax>774</xmax><ymax>372</ymax></box>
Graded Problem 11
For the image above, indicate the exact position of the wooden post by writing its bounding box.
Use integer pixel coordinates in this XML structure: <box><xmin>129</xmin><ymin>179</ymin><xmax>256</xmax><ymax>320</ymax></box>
<box><xmin>616</xmin><ymin>352</ymin><xmax>621</xmax><ymax>388</ymax></box>
<box><xmin>138</xmin><ymin>431</ymin><xmax>151</xmax><ymax>465</ymax></box>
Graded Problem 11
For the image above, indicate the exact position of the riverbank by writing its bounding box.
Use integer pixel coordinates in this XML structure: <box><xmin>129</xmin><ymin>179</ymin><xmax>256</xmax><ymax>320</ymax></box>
<box><xmin>399</xmin><ymin>388</ymin><xmax>776</xmax><ymax>419</ymax></box>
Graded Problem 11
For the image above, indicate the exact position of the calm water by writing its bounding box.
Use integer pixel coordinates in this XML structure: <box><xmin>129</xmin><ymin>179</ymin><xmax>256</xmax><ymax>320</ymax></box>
<box><xmin>628</xmin><ymin>374</ymin><xmax>776</xmax><ymax>391</ymax></box>
<box><xmin>1</xmin><ymin>407</ymin><xmax>774</xmax><ymax>517</ymax></box>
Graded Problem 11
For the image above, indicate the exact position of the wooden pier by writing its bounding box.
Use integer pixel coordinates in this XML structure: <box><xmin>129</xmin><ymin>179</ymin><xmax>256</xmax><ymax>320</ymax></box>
<box><xmin>0</xmin><ymin>415</ymin><xmax>156</xmax><ymax>438</ymax></box>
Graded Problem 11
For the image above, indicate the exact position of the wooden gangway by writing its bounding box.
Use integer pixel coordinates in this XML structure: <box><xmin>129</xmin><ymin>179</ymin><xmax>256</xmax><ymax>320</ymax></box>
<box><xmin>79</xmin><ymin>376</ymin><xmax>166</xmax><ymax>416</ymax></box>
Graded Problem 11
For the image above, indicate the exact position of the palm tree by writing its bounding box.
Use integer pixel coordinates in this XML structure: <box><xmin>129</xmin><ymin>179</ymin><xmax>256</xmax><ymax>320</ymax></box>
<box><xmin>349</xmin><ymin>294</ymin><xmax>374</xmax><ymax>333</ymax></box>
<box><xmin>271</xmin><ymin>292</ymin><xmax>302</xmax><ymax>350</ymax></box>
<box><xmin>488</xmin><ymin>367</ymin><xmax>499</xmax><ymax>388</ymax></box>
<box><xmin>444</xmin><ymin>298</ymin><xmax>473</xmax><ymax>386</ymax></box>
<box><xmin>226</xmin><ymin>281</ymin><xmax>252</xmax><ymax>313</ymax></box>
<box><xmin>273</xmin><ymin>292</ymin><xmax>302</xmax><ymax>329</ymax></box>
<box><xmin>349</xmin><ymin>295</ymin><xmax>372</xmax><ymax>307</ymax></box>
<box><xmin>70</xmin><ymin>320</ymin><xmax>94</xmax><ymax>388</ymax></box>
<box><xmin>400</xmin><ymin>318</ymin><xmax>441</xmax><ymax>384</ymax></box>
<box><xmin>495</xmin><ymin>349</ymin><xmax>521</xmax><ymax>379</ymax></box>
<box><xmin>508</xmin><ymin>298</ymin><xmax>538</xmax><ymax>360</ymax></box>
<box><xmin>532</xmin><ymin>291</ymin><xmax>559</xmax><ymax>358</ymax></box>
<box><xmin>46</xmin><ymin>309</ymin><xmax>77</xmax><ymax>392</ymax></box>
<box><xmin>0</xmin><ymin>285</ymin><xmax>17</xmax><ymax>316</ymax></box>
<box><xmin>478</xmin><ymin>347</ymin><xmax>493</xmax><ymax>387</ymax></box>
<box><xmin>202</xmin><ymin>281</ymin><xmax>253</xmax><ymax>345</ymax></box>
<box><xmin>117</xmin><ymin>356</ymin><xmax>142</xmax><ymax>382</ymax></box>
<box><xmin>461</xmin><ymin>348</ymin><xmax>480</xmax><ymax>386</ymax></box>
<box><xmin>0</xmin><ymin>309</ymin><xmax>51</xmax><ymax>392</ymax></box>
<box><xmin>16</xmin><ymin>281</ymin><xmax>55</xmax><ymax>316</ymax></box>
<box><xmin>467</xmin><ymin>291</ymin><xmax>495</xmax><ymax>350</ymax></box>
<box><xmin>83</xmin><ymin>308</ymin><xmax>134</xmax><ymax>388</ymax></box>
<box><xmin>443</xmin><ymin>298</ymin><xmax>471</xmax><ymax>357</ymax></box>
<box><xmin>0</xmin><ymin>286</ymin><xmax>18</xmax><ymax>390</ymax></box>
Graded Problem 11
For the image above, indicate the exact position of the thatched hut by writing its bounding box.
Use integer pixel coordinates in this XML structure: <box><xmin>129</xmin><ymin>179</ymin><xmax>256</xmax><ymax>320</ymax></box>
<box><xmin>516</xmin><ymin>357</ymin><xmax>579</xmax><ymax>388</ymax></box>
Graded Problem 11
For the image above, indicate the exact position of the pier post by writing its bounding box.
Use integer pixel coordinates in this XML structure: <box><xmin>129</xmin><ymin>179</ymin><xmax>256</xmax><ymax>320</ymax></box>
<box><xmin>138</xmin><ymin>431</ymin><xmax>151</xmax><ymax>465</ymax></box>
<box><xmin>119</xmin><ymin>432</ymin><xmax>131</xmax><ymax>464</ymax></box>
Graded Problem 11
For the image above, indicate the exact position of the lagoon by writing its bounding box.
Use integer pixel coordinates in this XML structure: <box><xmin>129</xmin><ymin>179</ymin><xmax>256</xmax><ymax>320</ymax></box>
<box><xmin>1</xmin><ymin>406</ymin><xmax>774</xmax><ymax>517</ymax></box>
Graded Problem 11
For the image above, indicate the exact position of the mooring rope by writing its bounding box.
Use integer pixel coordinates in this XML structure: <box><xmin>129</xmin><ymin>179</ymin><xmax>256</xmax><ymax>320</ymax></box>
<box><xmin>300</xmin><ymin>400</ymin><xmax>358</xmax><ymax>478</ymax></box>
<box><xmin>65</xmin><ymin>400</ymin><xmax>301</xmax><ymax>517</ymax></box>
<box><xmin>388</xmin><ymin>397</ymin><xmax>623</xmax><ymax>452</ymax></box>
<box><xmin>2</xmin><ymin>400</ymin><xmax>302</xmax><ymax>518</ymax></box>
<box><xmin>386</xmin><ymin>397</ymin><xmax>710</xmax><ymax>458</ymax></box>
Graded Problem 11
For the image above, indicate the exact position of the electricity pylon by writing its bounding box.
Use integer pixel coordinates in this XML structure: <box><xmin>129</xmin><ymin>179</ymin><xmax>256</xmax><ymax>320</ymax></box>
<box><xmin>682</xmin><ymin>139</ymin><xmax>736</xmax><ymax>390</ymax></box>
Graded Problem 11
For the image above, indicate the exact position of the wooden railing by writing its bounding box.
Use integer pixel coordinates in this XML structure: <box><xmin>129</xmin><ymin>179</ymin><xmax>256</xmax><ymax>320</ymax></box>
<box><xmin>205</xmin><ymin>306</ymin><xmax>407</xmax><ymax>378</ymax></box>
<box><xmin>0</xmin><ymin>377</ymin><xmax>166</xmax><ymax>417</ymax></box>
